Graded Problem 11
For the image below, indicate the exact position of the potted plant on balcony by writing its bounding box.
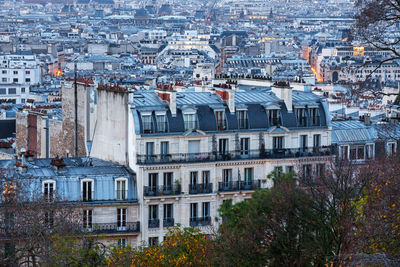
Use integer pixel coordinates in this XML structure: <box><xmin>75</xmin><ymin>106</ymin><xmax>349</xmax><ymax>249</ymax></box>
<box><xmin>51</xmin><ymin>156</ymin><xmax>66</xmax><ymax>170</ymax></box>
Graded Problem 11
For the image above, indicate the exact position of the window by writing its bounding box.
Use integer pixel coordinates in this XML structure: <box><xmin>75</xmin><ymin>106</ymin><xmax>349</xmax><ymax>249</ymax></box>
<box><xmin>215</xmin><ymin>111</ymin><xmax>226</xmax><ymax>130</ymax></box>
<box><xmin>295</xmin><ymin>108</ymin><xmax>307</xmax><ymax>126</ymax></box>
<box><xmin>8</xmin><ymin>88</ymin><xmax>16</xmax><ymax>95</ymax></box>
<box><xmin>340</xmin><ymin>145</ymin><xmax>349</xmax><ymax>159</ymax></box>
<box><xmin>386</xmin><ymin>142</ymin><xmax>396</xmax><ymax>156</ymax></box>
<box><xmin>13</xmin><ymin>78</ymin><xmax>18</xmax><ymax>83</ymax></box>
<box><xmin>25</xmin><ymin>71</ymin><xmax>30</xmax><ymax>75</ymax></box>
<box><xmin>268</xmin><ymin>109</ymin><xmax>281</xmax><ymax>126</ymax></box>
<box><xmin>148</xmin><ymin>173</ymin><xmax>158</xmax><ymax>193</ymax></box>
<box><xmin>244</xmin><ymin>168</ymin><xmax>253</xmax><ymax>183</ymax></box>
<box><xmin>1</xmin><ymin>78</ymin><xmax>6</xmax><ymax>82</ymax></box>
<box><xmin>190</xmin><ymin>203</ymin><xmax>198</xmax><ymax>219</ymax></box>
<box><xmin>0</xmin><ymin>88</ymin><xmax>5</xmax><ymax>95</ymax></box>
<box><xmin>81</xmin><ymin>179</ymin><xmax>94</xmax><ymax>201</ymax></box>
<box><xmin>190</xmin><ymin>171</ymin><xmax>198</xmax><ymax>185</ymax></box>
<box><xmin>237</xmin><ymin>110</ymin><xmax>248</xmax><ymax>129</ymax></box>
<box><xmin>273</xmin><ymin>136</ymin><xmax>284</xmax><ymax>150</ymax></box>
<box><xmin>43</xmin><ymin>180</ymin><xmax>55</xmax><ymax>202</ymax></box>
<box><xmin>300</xmin><ymin>135</ymin><xmax>308</xmax><ymax>151</ymax></box>
<box><xmin>44</xmin><ymin>211</ymin><xmax>54</xmax><ymax>228</ymax></box>
<box><xmin>366</xmin><ymin>144</ymin><xmax>374</xmax><ymax>159</ymax></box>
<box><xmin>118</xmin><ymin>238</ymin><xmax>127</xmax><ymax>248</ymax></box>
<box><xmin>302</xmin><ymin>164</ymin><xmax>312</xmax><ymax>180</ymax></box>
<box><xmin>21</xmin><ymin>87</ymin><xmax>25</xmax><ymax>93</ymax></box>
<box><xmin>2</xmin><ymin>70</ymin><xmax>6</xmax><ymax>74</ymax></box>
<box><xmin>149</xmin><ymin>205</ymin><xmax>159</xmax><ymax>228</ymax></box>
<box><xmin>146</xmin><ymin>142</ymin><xmax>154</xmax><ymax>160</ymax></box>
<box><xmin>313</xmin><ymin>134</ymin><xmax>321</xmax><ymax>148</ymax></box>
<box><xmin>350</xmin><ymin>145</ymin><xmax>365</xmax><ymax>160</ymax></box>
<box><xmin>115</xmin><ymin>178</ymin><xmax>127</xmax><ymax>200</ymax></box>
<box><xmin>274</xmin><ymin>166</ymin><xmax>283</xmax><ymax>177</ymax></box>
<box><xmin>219</xmin><ymin>138</ymin><xmax>229</xmax><ymax>155</ymax></box>
<box><xmin>164</xmin><ymin>203</ymin><xmax>173</xmax><ymax>227</ymax></box>
<box><xmin>83</xmin><ymin>210</ymin><xmax>92</xmax><ymax>231</ymax></box>
<box><xmin>117</xmin><ymin>208</ymin><xmax>127</xmax><ymax>230</ymax></box>
<box><xmin>309</xmin><ymin>108</ymin><xmax>320</xmax><ymax>126</ymax></box>
<box><xmin>316</xmin><ymin>164</ymin><xmax>325</xmax><ymax>178</ymax></box>
<box><xmin>184</xmin><ymin>113</ymin><xmax>197</xmax><ymax>130</ymax></box>
<box><xmin>163</xmin><ymin>172</ymin><xmax>173</xmax><ymax>191</ymax></box>
<box><xmin>240</xmin><ymin>138</ymin><xmax>250</xmax><ymax>156</ymax></box>
<box><xmin>25</xmin><ymin>78</ymin><xmax>30</xmax><ymax>83</ymax></box>
<box><xmin>202</xmin><ymin>202</ymin><xmax>210</xmax><ymax>217</ymax></box>
<box><xmin>222</xmin><ymin>169</ymin><xmax>232</xmax><ymax>184</ymax></box>
<box><xmin>149</xmin><ymin>237</ymin><xmax>158</xmax><ymax>246</ymax></box>
<box><xmin>160</xmin><ymin>141</ymin><xmax>169</xmax><ymax>159</ymax></box>
<box><xmin>142</xmin><ymin>115</ymin><xmax>153</xmax><ymax>133</ymax></box>
<box><xmin>13</xmin><ymin>71</ymin><xmax>18</xmax><ymax>75</ymax></box>
<box><xmin>286</xmin><ymin>166</ymin><xmax>294</xmax><ymax>173</ymax></box>
<box><xmin>202</xmin><ymin>171</ymin><xmax>210</xmax><ymax>184</ymax></box>
<box><xmin>156</xmin><ymin>115</ymin><xmax>167</xmax><ymax>132</ymax></box>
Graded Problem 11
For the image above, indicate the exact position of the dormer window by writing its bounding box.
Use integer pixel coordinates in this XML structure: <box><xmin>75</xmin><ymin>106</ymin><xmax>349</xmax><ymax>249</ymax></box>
<box><xmin>295</xmin><ymin>108</ymin><xmax>307</xmax><ymax>127</ymax></box>
<box><xmin>184</xmin><ymin>113</ymin><xmax>197</xmax><ymax>130</ymax></box>
<box><xmin>115</xmin><ymin>178</ymin><xmax>128</xmax><ymax>200</ymax></box>
<box><xmin>237</xmin><ymin>110</ymin><xmax>248</xmax><ymax>129</ymax></box>
<box><xmin>268</xmin><ymin>109</ymin><xmax>281</xmax><ymax>126</ymax></box>
<box><xmin>309</xmin><ymin>108</ymin><xmax>320</xmax><ymax>126</ymax></box>
<box><xmin>81</xmin><ymin>179</ymin><xmax>94</xmax><ymax>202</ymax></box>
<box><xmin>43</xmin><ymin>180</ymin><xmax>55</xmax><ymax>202</ymax></box>
<box><xmin>215</xmin><ymin>110</ymin><xmax>227</xmax><ymax>131</ymax></box>
<box><xmin>142</xmin><ymin>114</ymin><xmax>153</xmax><ymax>134</ymax></box>
<box><xmin>156</xmin><ymin>114</ymin><xmax>167</xmax><ymax>133</ymax></box>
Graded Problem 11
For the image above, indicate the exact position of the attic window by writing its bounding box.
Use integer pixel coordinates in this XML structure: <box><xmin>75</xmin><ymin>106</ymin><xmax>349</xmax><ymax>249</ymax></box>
<box><xmin>142</xmin><ymin>114</ymin><xmax>153</xmax><ymax>134</ymax></box>
<box><xmin>215</xmin><ymin>110</ymin><xmax>227</xmax><ymax>131</ymax></box>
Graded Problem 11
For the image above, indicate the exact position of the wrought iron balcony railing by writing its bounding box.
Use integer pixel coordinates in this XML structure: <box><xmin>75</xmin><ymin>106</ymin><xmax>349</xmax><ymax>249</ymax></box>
<box><xmin>218</xmin><ymin>180</ymin><xmax>261</xmax><ymax>192</ymax></box>
<box><xmin>163</xmin><ymin>218</ymin><xmax>174</xmax><ymax>228</ymax></box>
<box><xmin>148</xmin><ymin>219</ymin><xmax>160</xmax><ymax>228</ymax></box>
<box><xmin>143</xmin><ymin>184</ymin><xmax>181</xmax><ymax>197</ymax></box>
<box><xmin>83</xmin><ymin>222</ymin><xmax>140</xmax><ymax>234</ymax></box>
<box><xmin>189</xmin><ymin>216</ymin><xmax>211</xmax><ymax>227</ymax></box>
<box><xmin>189</xmin><ymin>183</ymin><xmax>213</xmax><ymax>194</ymax></box>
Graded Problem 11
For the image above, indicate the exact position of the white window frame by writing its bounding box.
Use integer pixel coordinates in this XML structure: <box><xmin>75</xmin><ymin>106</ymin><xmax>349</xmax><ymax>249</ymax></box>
<box><xmin>42</xmin><ymin>179</ymin><xmax>56</xmax><ymax>201</ymax></box>
<box><xmin>339</xmin><ymin>145</ymin><xmax>349</xmax><ymax>160</ymax></box>
<box><xmin>81</xmin><ymin>178</ymin><xmax>94</xmax><ymax>201</ymax></box>
<box><xmin>83</xmin><ymin>209</ymin><xmax>93</xmax><ymax>232</ymax></box>
<box><xmin>365</xmin><ymin>143</ymin><xmax>374</xmax><ymax>159</ymax></box>
<box><xmin>386</xmin><ymin>142</ymin><xmax>397</xmax><ymax>156</ymax></box>
<box><xmin>117</xmin><ymin>208</ymin><xmax>127</xmax><ymax>231</ymax></box>
<box><xmin>115</xmin><ymin>177</ymin><xmax>128</xmax><ymax>200</ymax></box>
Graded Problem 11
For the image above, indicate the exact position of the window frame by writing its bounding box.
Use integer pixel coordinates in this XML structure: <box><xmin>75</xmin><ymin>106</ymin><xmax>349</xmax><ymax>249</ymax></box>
<box><xmin>42</xmin><ymin>179</ymin><xmax>56</xmax><ymax>202</ymax></box>
<box><xmin>115</xmin><ymin>177</ymin><xmax>128</xmax><ymax>200</ymax></box>
<box><xmin>81</xmin><ymin>178</ymin><xmax>94</xmax><ymax>202</ymax></box>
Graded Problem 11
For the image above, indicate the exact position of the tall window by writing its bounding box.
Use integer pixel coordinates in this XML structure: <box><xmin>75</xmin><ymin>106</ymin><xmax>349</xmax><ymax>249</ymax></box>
<box><xmin>202</xmin><ymin>171</ymin><xmax>210</xmax><ymax>184</ymax></box>
<box><xmin>190</xmin><ymin>203</ymin><xmax>198</xmax><ymax>219</ymax></box>
<box><xmin>149</xmin><ymin>237</ymin><xmax>158</xmax><ymax>246</ymax></box>
<box><xmin>244</xmin><ymin>168</ymin><xmax>253</xmax><ymax>183</ymax></box>
<box><xmin>142</xmin><ymin>115</ymin><xmax>153</xmax><ymax>133</ymax></box>
<box><xmin>156</xmin><ymin>115</ymin><xmax>167</xmax><ymax>133</ymax></box>
<box><xmin>117</xmin><ymin>208</ymin><xmax>127</xmax><ymax>230</ymax></box>
<box><xmin>149</xmin><ymin>205</ymin><xmax>158</xmax><ymax>221</ymax></box>
<box><xmin>43</xmin><ymin>180</ymin><xmax>55</xmax><ymax>202</ymax></box>
<box><xmin>161</xmin><ymin>142</ymin><xmax>169</xmax><ymax>159</ymax></box>
<box><xmin>202</xmin><ymin>202</ymin><xmax>210</xmax><ymax>218</ymax></box>
<box><xmin>164</xmin><ymin>204</ymin><xmax>173</xmax><ymax>220</ymax></box>
<box><xmin>313</xmin><ymin>134</ymin><xmax>321</xmax><ymax>148</ymax></box>
<box><xmin>237</xmin><ymin>110</ymin><xmax>248</xmax><ymax>129</ymax></box>
<box><xmin>273</xmin><ymin>136</ymin><xmax>284</xmax><ymax>150</ymax></box>
<box><xmin>163</xmin><ymin>172</ymin><xmax>173</xmax><ymax>190</ymax></box>
<box><xmin>386</xmin><ymin>142</ymin><xmax>396</xmax><ymax>156</ymax></box>
<box><xmin>300</xmin><ymin>135</ymin><xmax>308</xmax><ymax>151</ymax></box>
<box><xmin>83</xmin><ymin>210</ymin><xmax>92</xmax><ymax>231</ymax></box>
<box><xmin>240</xmin><ymin>138</ymin><xmax>250</xmax><ymax>156</ymax></box>
<box><xmin>184</xmin><ymin>113</ymin><xmax>196</xmax><ymax>130</ymax></box>
<box><xmin>215</xmin><ymin>111</ymin><xmax>226</xmax><ymax>130</ymax></box>
<box><xmin>366</xmin><ymin>144</ymin><xmax>374</xmax><ymax>159</ymax></box>
<box><xmin>118</xmin><ymin>238</ymin><xmax>127</xmax><ymax>248</ymax></box>
<box><xmin>148</xmin><ymin>173</ymin><xmax>158</xmax><ymax>192</ymax></box>
<box><xmin>223</xmin><ymin>169</ymin><xmax>232</xmax><ymax>184</ymax></box>
<box><xmin>146</xmin><ymin>142</ymin><xmax>154</xmax><ymax>161</ymax></box>
<box><xmin>340</xmin><ymin>145</ymin><xmax>349</xmax><ymax>159</ymax></box>
<box><xmin>316</xmin><ymin>164</ymin><xmax>325</xmax><ymax>178</ymax></box>
<box><xmin>295</xmin><ymin>108</ymin><xmax>307</xmax><ymax>126</ymax></box>
<box><xmin>190</xmin><ymin>171</ymin><xmax>198</xmax><ymax>185</ymax></box>
<box><xmin>116</xmin><ymin>179</ymin><xmax>127</xmax><ymax>200</ymax></box>
<box><xmin>82</xmin><ymin>180</ymin><xmax>94</xmax><ymax>201</ymax></box>
<box><xmin>309</xmin><ymin>108</ymin><xmax>320</xmax><ymax>126</ymax></box>
<box><xmin>219</xmin><ymin>138</ymin><xmax>229</xmax><ymax>155</ymax></box>
<box><xmin>268</xmin><ymin>109</ymin><xmax>281</xmax><ymax>126</ymax></box>
<box><xmin>44</xmin><ymin>211</ymin><xmax>54</xmax><ymax>228</ymax></box>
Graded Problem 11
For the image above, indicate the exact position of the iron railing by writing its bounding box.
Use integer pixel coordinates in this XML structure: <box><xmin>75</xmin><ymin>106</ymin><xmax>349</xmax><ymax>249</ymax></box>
<box><xmin>189</xmin><ymin>216</ymin><xmax>211</xmax><ymax>227</ymax></box>
<box><xmin>163</xmin><ymin>218</ymin><xmax>174</xmax><ymax>228</ymax></box>
<box><xmin>83</xmin><ymin>222</ymin><xmax>140</xmax><ymax>234</ymax></box>
<box><xmin>189</xmin><ymin>183</ymin><xmax>213</xmax><ymax>194</ymax></box>
<box><xmin>143</xmin><ymin>184</ymin><xmax>181</xmax><ymax>197</ymax></box>
<box><xmin>148</xmin><ymin>219</ymin><xmax>160</xmax><ymax>228</ymax></box>
<box><xmin>137</xmin><ymin>146</ymin><xmax>333</xmax><ymax>165</ymax></box>
<box><xmin>218</xmin><ymin>180</ymin><xmax>261</xmax><ymax>192</ymax></box>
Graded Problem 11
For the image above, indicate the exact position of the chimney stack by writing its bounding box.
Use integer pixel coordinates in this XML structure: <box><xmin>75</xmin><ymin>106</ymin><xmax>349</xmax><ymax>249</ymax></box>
<box><xmin>216</xmin><ymin>88</ymin><xmax>235</xmax><ymax>112</ymax></box>
<box><xmin>156</xmin><ymin>87</ymin><xmax>177</xmax><ymax>116</ymax></box>
<box><xmin>272</xmin><ymin>81</ymin><xmax>293</xmax><ymax>113</ymax></box>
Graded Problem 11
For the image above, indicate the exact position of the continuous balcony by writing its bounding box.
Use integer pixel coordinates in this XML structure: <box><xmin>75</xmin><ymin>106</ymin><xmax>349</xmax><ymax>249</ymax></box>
<box><xmin>143</xmin><ymin>184</ymin><xmax>181</xmax><ymax>197</ymax></box>
<box><xmin>163</xmin><ymin>218</ymin><xmax>175</xmax><ymax>228</ymax></box>
<box><xmin>137</xmin><ymin>146</ymin><xmax>333</xmax><ymax>165</ymax></box>
<box><xmin>190</xmin><ymin>216</ymin><xmax>211</xmax><ymax>227</ymax></box>
<box><xmin>84</xmin><ymin>222</ymin><xmax>140</xmax><ymax>234</ymax></box>
<box><xmin>189</xmin><ymin>183</ymin><xmax>213</xmax><ymax>194</ymax></box>
<box><xmin>218</xmin><ymin>180</ymin><xmax>261</xmax><ymax>192</ymax></box>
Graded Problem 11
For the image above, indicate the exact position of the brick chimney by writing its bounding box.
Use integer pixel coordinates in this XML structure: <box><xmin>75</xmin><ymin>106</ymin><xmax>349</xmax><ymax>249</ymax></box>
<box><xmin>216</xmin><ymin>88</ymin><xmax>235</xmax><ymax>112</ymax></box>
<box><xmin>272</xmin><ymin>81</ymin><xmax>293</xmax><ymax>113</ymax></box>
<box><xmin>156</xmin><ymin>86</ymin><xmax>177</xmax><ymax>116</ymax></box>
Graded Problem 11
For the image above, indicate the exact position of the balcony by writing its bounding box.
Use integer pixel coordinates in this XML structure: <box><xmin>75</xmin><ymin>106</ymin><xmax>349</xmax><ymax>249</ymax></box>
<box><xmin>190</xmin><ymin>216</ymin><xmax>211</xmax><ymax>227</ymax></box>
<box><xmin>143</xmin><ymin>184</ymin><xmax>181</xmax><ymax>197</ymax></box>
<box><xmin>137</xmin><ymin>146</ymin><xmax>333</xmax><ymax>165</ymax></box>
<box><xmin>84</xmin><ymin>222</ymin><xmax>140</xmax><ymax>234</ymax></box>
<box><xmin>163</xmin><ymin>218</ymin><xmax>174</xmax><ymax>228</ymax></box>
<box><xmin>189</xmin><ymin>183</ymin><xmax>213</xmax><ymax>194</ymax></box>
<box><xmin>218</xmin><ymin>180</ymin><xmax>261</xmax><ymax>192</ymax></box>
<box><xmin>148</xmin><ymin>219</ymin><xmax>160</xmax><ymax>228</ymax></box>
